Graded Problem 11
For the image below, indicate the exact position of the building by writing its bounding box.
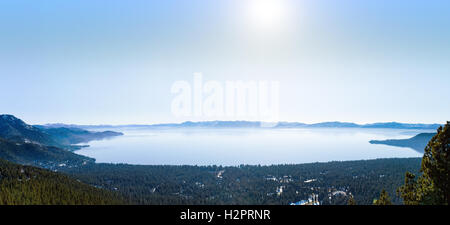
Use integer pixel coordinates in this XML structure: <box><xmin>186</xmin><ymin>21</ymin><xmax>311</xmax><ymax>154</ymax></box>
<box><xmin>290</xmin><ymin>194</ymin><xmax>320</xmax><ymax>205</ymax></box>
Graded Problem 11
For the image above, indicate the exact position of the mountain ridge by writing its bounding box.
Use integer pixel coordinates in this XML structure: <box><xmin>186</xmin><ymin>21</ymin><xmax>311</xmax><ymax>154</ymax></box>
<box><xmin>42</xmin><ymin>120</ymin><xmax>443</xmax><ymax>130</ymax></box>
<box><xmin>0</xmin><ymin>114</ymin><xmax>58</xmax><ymax>146</ymax></box>
<box><xmin>0</xmin><ymin>114</ymin><xmax>122</xmax><ymax>168</ymax></box>
<box><xmin>0</xmin><ymin>114</ymin><xmax>123</xmax><ymax>149</ymax></box>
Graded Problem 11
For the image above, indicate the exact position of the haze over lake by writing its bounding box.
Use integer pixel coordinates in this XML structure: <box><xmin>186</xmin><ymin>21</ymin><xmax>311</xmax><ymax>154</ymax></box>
<box><xmin>74</xmin><ymin>127</ymin><xmax>429</xmax><ymax>166</ymax></box>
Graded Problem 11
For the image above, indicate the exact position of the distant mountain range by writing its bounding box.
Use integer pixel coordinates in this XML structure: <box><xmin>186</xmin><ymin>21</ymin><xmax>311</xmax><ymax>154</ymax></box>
<box><xmin>0</xmin><ymin>114</ymin><xmax>441</xmax><ymax>168</ymax></box>
<box><xmin>43</xmin><ymin>120</ymin><xmax>443</xmax><ymax>130</ymax></box>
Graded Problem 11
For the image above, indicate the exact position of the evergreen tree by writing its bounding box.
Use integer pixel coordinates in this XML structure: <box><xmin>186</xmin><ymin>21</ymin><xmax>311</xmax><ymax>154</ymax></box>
<box><xmin>398</xmin><ymin>122</ymin><xmax>449</xmax><ymax>205</ymax></box>
<box><xmin>347</xmin><ymin>195</ymin><xmax>356</xmax><ymax>205</ymax></box>
<box><xmin>0</xmin><ymin>159</ymin><xmax>123</xmax><ymax>205</ymax></box>
<box><xmin>421</xmin><ymin>121</ymin><xmax>450</xmax><ymax>204</ymax></box>
<box><xmin>374</xmin><ymin>189</ymin><xmax>392</xmax><ymax>205</ymax></box>
<box><xmin>397</xmin><ymin>172</ymin><xmax>419</xmax><ymax>205</ymax></box>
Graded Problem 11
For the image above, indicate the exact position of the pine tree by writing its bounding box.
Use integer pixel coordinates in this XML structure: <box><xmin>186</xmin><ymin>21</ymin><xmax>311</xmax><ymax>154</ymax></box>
<box><xmin>374</xmin><ymin>189</ymin><xmax>392</xmax><ymax>205</ymax></box>
<box><xmin>398</xmin><ymin>121</ymin><xmax>450</xmax><ymax>205</ymax></box>
<box><xmin>347</xmin><ymin>195</ymin><xmax>356</xmax><ymax>205</ymax></box>
<box><xmin>397</xmin><ymin>172</ymin><xmax>419</xmax><ymax>205</ymax></box>
<box><xmin>421</xmin><ymin>121</ymin><xmax>450</xmax><ymax>204</ymax></box>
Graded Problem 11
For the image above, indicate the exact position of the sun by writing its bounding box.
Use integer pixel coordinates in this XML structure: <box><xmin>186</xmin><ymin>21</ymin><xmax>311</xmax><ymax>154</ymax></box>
<box><xmin>246</xmin><ymin>0</ymin><xmax>289</xmax><ymax>30</ymax></box>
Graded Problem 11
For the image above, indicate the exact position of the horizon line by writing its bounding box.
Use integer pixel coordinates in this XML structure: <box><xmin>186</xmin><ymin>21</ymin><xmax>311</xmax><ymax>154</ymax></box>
<box><xmin>36</xmin><ymin>120</ymin><xmax>445</xmax><ymax>127</ymax></box>
<box><xmin>2</xmin><ymin>113</ymin><xmax>445</xmax><ymax>127</ymax></box>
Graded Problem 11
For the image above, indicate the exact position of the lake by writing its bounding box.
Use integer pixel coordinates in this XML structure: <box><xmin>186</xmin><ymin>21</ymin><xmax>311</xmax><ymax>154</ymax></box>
<box><xmin>75</xmin><ymin>127</ymin><xmax>429</xmax><ymax>166</ymax></box>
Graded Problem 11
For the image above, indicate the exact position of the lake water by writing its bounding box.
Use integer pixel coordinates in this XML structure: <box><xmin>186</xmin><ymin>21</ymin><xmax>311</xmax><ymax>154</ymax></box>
<box><xmin>76</xmin><ymin>127</ymin><xmax>429</xmax><ymax>166</ymax></box>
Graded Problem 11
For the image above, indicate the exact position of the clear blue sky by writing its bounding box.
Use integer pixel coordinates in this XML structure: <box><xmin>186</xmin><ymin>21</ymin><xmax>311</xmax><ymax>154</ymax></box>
<box><xmin>0</xmin><ymin>0</ymin><xmax>449</xmax><ymax>125</ymax></box>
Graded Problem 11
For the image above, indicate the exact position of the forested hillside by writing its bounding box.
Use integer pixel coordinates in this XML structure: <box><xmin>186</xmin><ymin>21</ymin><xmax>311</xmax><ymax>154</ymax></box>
<box><xmin>0</xmin><ymin>137</ymin><xmax>93</xmax><ymax>169</ymax></box>
<box><xmin>62</xmin><ymin>158</ymin><xmax>422</xmax><ymax>205</ymax></box>
<box><xmin>0</xmin><ymin>114</ymin><xmax>122</xmax><ymax>150</ymax></box>
<box><xmin>0</xmin><ymin>159</ymin><xmax>124</xmax><ymax>205</ymax></box>
<box><xmin>0</xmin><ymin>115</ymin><xmax>123</xmax><ymax>169</ymax></box>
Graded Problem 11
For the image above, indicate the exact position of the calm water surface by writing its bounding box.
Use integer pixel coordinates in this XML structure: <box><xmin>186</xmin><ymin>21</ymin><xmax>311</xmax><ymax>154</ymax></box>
<box><xmin>76</xmin><ymin>127</ymin><xmax>428</xmax><ymax>166</ymax></box>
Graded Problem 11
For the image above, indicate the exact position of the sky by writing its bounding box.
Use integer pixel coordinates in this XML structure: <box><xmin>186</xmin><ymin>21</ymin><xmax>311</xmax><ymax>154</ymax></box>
<box><xmin>0</xmin><ymin>0</ymin><xmax>449</xmax><ymax>125</ymax></box>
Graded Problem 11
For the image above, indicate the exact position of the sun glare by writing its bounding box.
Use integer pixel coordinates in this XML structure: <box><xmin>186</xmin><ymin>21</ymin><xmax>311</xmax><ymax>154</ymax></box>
<box><xmin>246</xmin><ymin>0</ymin><xmax>289</xmax><ymax>30</ymax></box>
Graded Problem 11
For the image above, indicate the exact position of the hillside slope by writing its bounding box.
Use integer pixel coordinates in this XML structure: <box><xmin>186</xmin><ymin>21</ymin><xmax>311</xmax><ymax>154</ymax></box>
<box><xmin>0</xmin><ymin>115</ymin><xmax>57</xmax><ymax>146</ymax></box>
<box><xmin>0</xmin><ymin>159</ymin><xmax>123</xmax><ymax>205</ymax></box>
<box><xmin>39</xmin><ymin>126</ymin><xmax>123</xmax><ymax>147</ymax></box>
<box><xmin>0</xmin><ymin>138</ymin><xmax>94</xmax><ymax>169</ymax></box>
<box><xmin>0</xmin><ymin>115</ymin><xmax>123</xmax><ymax>168</ymax></box>
<box><xmin>0</xmin><ymin>114</ymin><xmax>123</xmax><ymax>150</ymax></box>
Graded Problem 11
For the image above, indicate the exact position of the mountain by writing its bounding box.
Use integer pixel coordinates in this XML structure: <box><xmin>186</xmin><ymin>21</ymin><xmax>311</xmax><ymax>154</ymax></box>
<box><xmin>37</xmin><ymin>126</ymin><xmax>123</xmax><ymax>146</ymax></box>
<box><xmin>47</xmin><ymin>120</ymin><xmax>442</xmax><ymax>130</ymax></box>
<box><xmin>307</xmin><ymin>122</ymin><xmax>360</xmax><ymax>128</ymax></box>
<box><xmin>154</xmin><ymin>121</ymin><xmax>441</xmax><ymax>129</ymax></box>
<box><xmin>0</xmin><ymin>115</ymin><xmax>124</xmax><ymax>205</ymax></box>
<box><xmin>369</xmin><ymin>133</ymin><xmax>436</xmax><ymax>153</ymax></box>
<box><xmin>0</xmin><ymin>114</ymin><xmax>123</xmax><ymax>149</ymax></box>
<box><xmin>0</xmin><ymin>115</ymin><xmax>57</xmax><ymax>146</ymax></box>
<box><xmin>0</xmin><ymin>158</ymin><xmax>123</xmax><ymax>205</ymax></box>
<box><xmin>361</xmin><ymin>122</ymin><xmax>441</xmax><ymax>129</ymax></box>
<box><xmin>178</xmin><ymin>121</ymin><xmax>262</xmax><ymax>128</ymax></box>
<box><xmin>0</xmin><ymin>114</ymin><xmax>123</xmax><ymax>168</ymax></box>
